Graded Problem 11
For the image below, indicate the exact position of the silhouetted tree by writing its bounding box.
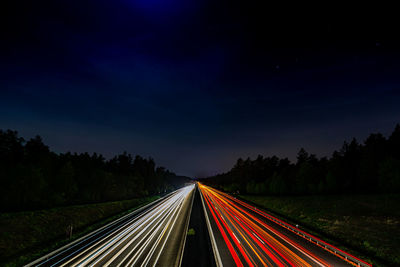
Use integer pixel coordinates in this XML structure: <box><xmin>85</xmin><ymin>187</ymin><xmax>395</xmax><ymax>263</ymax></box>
<box><xmin>203</xmin><ymin>124</ymin><xmax>400</xmax><ymax>196</ymax></box>
<box><xmin>0</xmin><ymin>130</ymin><xmax>189</xmax><ymax>212</ymax></box>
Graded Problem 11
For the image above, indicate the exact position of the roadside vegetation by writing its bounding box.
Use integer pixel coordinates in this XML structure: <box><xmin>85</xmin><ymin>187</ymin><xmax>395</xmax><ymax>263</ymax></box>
<box><xmin>0</xmin><ymin>196</ymin><xmax>159</xmax><ymax>266</ymax></box>
<box><xmin>241</xmin><ymin>194</ymin><xmax>400</xmax><ymax>266</ymax></box>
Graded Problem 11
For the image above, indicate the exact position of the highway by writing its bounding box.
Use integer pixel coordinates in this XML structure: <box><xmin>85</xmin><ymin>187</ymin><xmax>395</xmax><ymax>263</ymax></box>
<box><xmin>28</xmin><ymin>184</ymin><xmax>195</xmax><ymax>267</ymax></box>
<box><xmin>199</xmin><ymin>183</ymin><xmax>371</xmax><ymax>267</ymax></box>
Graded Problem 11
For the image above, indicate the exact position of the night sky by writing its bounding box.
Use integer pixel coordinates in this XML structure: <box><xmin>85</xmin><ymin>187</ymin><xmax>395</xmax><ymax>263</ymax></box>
<box><xmin>2</xmin><ymin>1</ymin><xmax>400</xmax><ymax>177</ymax></box>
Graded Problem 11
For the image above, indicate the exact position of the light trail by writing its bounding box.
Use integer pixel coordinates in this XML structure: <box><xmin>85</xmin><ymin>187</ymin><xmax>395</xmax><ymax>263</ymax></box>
<box><xmin>28</xmin><ymin>182</ymin><xmax>371</xmax><ymax>267</ymax></box>
<box><xmin>199</xmin><ymin>183</ymin><xmax>367</xmax><ymax>267</ymax></box>
<box><xmin>29</xmin><ymin>185</ymin><xmax>195</xmax><ymax>267</ymax></box>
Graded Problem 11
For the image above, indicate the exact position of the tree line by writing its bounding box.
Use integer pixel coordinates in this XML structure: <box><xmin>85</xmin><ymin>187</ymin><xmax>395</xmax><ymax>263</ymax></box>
<box><xmin>0</xmin><ymin>130</ymin><xmax>189</xmax><ymax>212</ymax></box>
<box><xmin>203</xmin><ymin>124</ymin><xmax>400</xmax><ymax>195</ymax></box>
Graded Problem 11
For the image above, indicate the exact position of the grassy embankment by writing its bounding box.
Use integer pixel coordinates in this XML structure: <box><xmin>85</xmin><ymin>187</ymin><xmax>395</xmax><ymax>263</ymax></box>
<box><xmin>0</xmin><ymin>196</ymin><xmax>159</xmax><ymax>266</ymax></box>
<box><xmin>241</xmin><ymin>194</ymin><xmax>400</xmax><ymax>267</ymax></box>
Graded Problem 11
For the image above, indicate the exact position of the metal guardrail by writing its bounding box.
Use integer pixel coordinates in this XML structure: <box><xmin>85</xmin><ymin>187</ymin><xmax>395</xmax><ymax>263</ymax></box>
<box><xmin>260</xmin><ymin>211</ymin><xmax>371</xmax><ymax>267</ymax></box>
<box><xmin>230</xmin><ymin>195</ymin><xmax>373</xmax><ymax>267</ymax></box>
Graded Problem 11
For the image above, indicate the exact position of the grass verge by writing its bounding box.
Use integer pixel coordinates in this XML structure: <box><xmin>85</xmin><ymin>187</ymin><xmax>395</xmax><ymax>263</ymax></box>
<box><xmin>0</xmin><ymin>196</ymin><xmax>159</xmax><ymax>266</ymax></box>
<box><xmin>240</xmin><ymin>194</ymin><xmax>400</xmax><ymax>267</ymax></box>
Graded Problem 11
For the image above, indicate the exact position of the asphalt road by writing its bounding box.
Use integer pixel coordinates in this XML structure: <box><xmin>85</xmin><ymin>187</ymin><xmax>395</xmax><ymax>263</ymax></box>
<box><xmin>27</xmin><ymin>185</ymin><xmax>195</xmax><ymax>267</ymax></box>
<box><xmin>181</xmin><ymin>185</ymin><xmax>216</xmax><ymax>267</ymax></box>
<box><xmin>199</xmin><ymin>183</ymin><xmax>367</xmax><ymax>267</ymax></box>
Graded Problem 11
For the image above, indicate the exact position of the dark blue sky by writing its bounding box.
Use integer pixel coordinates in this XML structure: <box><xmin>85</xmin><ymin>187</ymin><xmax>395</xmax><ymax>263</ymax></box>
<box><xmin>2</xmin><ymin>1</ymin><xmax>400</xmax><ymax>177</ymax></box>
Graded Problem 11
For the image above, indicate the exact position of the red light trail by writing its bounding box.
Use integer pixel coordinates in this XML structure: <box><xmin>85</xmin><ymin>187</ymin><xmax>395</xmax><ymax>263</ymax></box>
<box><xmin>199</xmin><ymin>183</ymin><xmax>372</xmax><ymax>267</ymax></box>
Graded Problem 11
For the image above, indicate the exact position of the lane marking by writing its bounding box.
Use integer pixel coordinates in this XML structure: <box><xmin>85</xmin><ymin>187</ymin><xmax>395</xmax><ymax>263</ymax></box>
<box><xmin>70</xmin><ymin>193</ymin><xmax>183</xmax><ymax>267</ymax></box>
<box><xmin>27</xmin><ymin>193</ymin><xmax>175</xmax><ymax>267</ymax></box>
<box><xmin>199</xmin><ymin>184</ymin><xmax>223</xmax><ymax>267</ymax></box>
<box><xmin>150</xmin><ymin>189</ymin><xmax>191</xmax><ymax>267</ymax></box>
<box><xmin>178</xmin><ymin>185</ymin><xmax>195</xmax><ymax>267</ymax></box>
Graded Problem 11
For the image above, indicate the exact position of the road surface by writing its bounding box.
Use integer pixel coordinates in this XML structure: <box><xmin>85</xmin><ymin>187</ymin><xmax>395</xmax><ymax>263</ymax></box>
<box><xmin>181</xmin><ymin>185</ymin><xmax>216</xmax><ymax>267</ymax></box>
<box><xmin>28</xmin><ymin>185</ymin><xmax>195</xmax><ymax>267</ymax></box>
<box><xmin>199</xmin><ymin>183</ymin><xmax>371</xmax><ymax>267</ymax></box>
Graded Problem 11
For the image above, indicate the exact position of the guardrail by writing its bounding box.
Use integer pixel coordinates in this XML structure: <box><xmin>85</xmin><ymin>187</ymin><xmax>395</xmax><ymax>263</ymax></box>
<box><xmin>228</xmin><ymin>195</ymin><xmax>372</xmax><ymax>267</ymax></box>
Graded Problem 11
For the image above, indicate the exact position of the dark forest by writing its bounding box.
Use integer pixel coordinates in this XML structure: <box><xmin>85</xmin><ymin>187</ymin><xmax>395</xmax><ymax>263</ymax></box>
<box><xmin>0</xmin><ymin>130</ymin><xmax>189</xmax><ymax>212</ymax></box>
<box><xmin>203</xmin><ymin>124</ymin><xmax>400</xmax><ymax>195</ymax></box>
